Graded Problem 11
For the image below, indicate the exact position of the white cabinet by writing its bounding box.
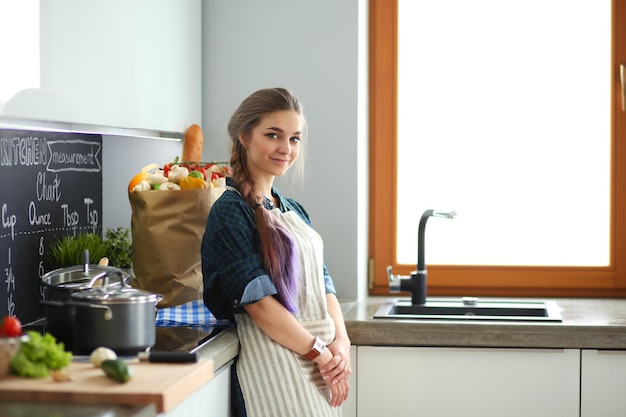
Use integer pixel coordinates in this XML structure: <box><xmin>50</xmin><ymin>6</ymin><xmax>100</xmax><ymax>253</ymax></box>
<box><xmin>2</xmin><ymin>1</ymin><xmax>201</xmax><ymax>132</ymax></box>
<box><xmin>162</xmin><ymin>364</ymin><xmax>231</xmax><ymax>417</ymax></box>
<box><xmin>357</xmin><ymin>346</ymin><xmax>580</xmax><ymax>417</ymax></box>
<box><xmin>581</xmin><ymin>350</ymin><xmax>626</xmax><ymax>417</ymax></box>
<box><xmin>341</xmin><ymin>345</ymin><xmax>357</xmax><ymax>417</ymax></box>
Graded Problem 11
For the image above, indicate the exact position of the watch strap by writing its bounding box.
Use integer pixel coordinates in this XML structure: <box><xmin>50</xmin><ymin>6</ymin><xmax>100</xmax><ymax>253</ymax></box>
<box><xmin>303</xmin><ymin>336</ymin><xmax>326</xmax><ymax>360</ymax></box>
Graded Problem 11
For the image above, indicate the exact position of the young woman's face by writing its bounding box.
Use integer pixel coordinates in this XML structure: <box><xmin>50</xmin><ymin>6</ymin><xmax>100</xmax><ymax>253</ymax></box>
<box><xmin>241</xmin><ymin>110</ymin><xmax>303</xmax><ymax>181</ymax></box>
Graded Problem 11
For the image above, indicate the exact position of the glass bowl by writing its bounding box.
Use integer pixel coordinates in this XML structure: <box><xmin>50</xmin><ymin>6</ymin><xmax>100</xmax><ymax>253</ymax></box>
<box><xmin>0</xmin><ymin>336</ymin><xmax>25</xmax><ymax>379</ymax></box>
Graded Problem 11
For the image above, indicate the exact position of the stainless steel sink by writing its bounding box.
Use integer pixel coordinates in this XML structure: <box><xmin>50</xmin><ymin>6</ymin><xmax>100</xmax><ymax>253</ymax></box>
<box><xmin>373</xmin><ymin>298</ymin><xmax>562</xmax><ymax>322</ymax></box>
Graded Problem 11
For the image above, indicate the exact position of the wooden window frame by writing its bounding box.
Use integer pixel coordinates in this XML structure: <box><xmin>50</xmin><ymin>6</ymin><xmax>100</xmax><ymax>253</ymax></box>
<box><xmin>368</xmin><ymin>0</ymin><xmax>626</xmax><ymax>298</ymax></box>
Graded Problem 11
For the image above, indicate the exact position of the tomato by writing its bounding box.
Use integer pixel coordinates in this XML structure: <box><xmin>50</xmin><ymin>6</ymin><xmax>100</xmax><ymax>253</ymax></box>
<box><xmin>163</xmin><ymin>163</ymin><xmax>172</xmax><ymax>177</ymax></box>
<box><xmin>194</xmin><ymin>167</ymin><xmax>207</xmax><ymax>180</ymax></box>
<box><xmin>163</xmin><ymin>157</ymin><xmax>180</xmax><ymax>177</ymax></box>
<box><xmin>0</xmin><ymin>316</ymin><xmax>22</xmax><ymax>337</ymax></box>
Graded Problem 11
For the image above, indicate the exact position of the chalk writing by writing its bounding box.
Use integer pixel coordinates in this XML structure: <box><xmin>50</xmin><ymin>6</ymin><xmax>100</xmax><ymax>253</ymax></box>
<box><xmin>1</xmin><ymin>204</ymin><xmax>16</xmax><ymax>241</ymax></box>
<box><xmin>0</xmin><ymin>129</ymin><xmax>102</xmax><ymax>323</ymax></box>
<box><xmin>47</xmin><ymin>140</ymin><xmax>101</xmax><ymax>173</ymax></box>
<box><xmin>0</xmin><ymin>135</ymin><xmax>48</xmax><ymax>167</ymax></box>
<box><xmin>4</xmin><ymin>248</ymin><xmax>15</xmax><ymax>316</ymax></box>
<box><xmin>37</xmin><ymin>172</ymin><xmax>62</xmax><ymax>202</ymax></box>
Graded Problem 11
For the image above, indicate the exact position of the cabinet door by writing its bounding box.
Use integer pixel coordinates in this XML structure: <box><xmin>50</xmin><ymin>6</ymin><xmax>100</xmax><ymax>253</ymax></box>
<box><xmin>2</xmin><ymin>1</ymin><xmax>201</xmax><ymax>132</ymax></box>
<box><xmin>340</xmin><ymin>345</ymin><xmax>357</xmax><ymax>417</ymax></box>
<box><xmin>163</xmin><ymin>364</ymin><xmax>230</xmax><ymax>417</ymax></box>
<box><xmin>357</xmin><ymin>346</ymin><xmax>579</xmax><ymax>417</ymax></box>
<box><xmin>581</xmin><ymin>349</ymin><xmax>626</xmax><ymax>417</ymax></box>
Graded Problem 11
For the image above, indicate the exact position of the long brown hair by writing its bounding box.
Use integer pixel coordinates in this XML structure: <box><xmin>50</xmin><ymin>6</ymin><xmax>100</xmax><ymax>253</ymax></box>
<box><xmin>228</xmin><ymin>88</ymin><xmax>305</xmax><ymax>312</ymax></box>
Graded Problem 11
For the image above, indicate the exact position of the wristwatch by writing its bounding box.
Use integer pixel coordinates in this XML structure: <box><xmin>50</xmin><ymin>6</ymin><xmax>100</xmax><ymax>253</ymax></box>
<box><xmin>304</xmin><ymin>336</ymin><xmax>326</xmax><ymax>360</ymax></box>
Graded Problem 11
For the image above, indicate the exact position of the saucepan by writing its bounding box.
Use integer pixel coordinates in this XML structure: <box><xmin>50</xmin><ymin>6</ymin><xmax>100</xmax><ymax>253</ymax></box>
<box><xmin>40</xmin><ymin>259</ymin><xmax>131</xmax><ymax>350</ymax></box>
<box><xmin>41</xmin><ymin>271</ymin><xmax>163</xmax><ymax>355</ymax></box>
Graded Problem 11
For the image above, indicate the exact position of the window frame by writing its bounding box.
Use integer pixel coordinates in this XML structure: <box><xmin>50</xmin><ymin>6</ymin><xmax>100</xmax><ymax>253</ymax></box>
<box><xmin>368</xmin><ymin>0</ymin><xmax>626</xmax><ymax>298</ymax></box>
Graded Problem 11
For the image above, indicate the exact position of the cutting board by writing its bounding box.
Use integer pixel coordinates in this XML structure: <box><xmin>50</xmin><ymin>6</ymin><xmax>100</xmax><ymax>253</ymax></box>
<box><xmin>0</xmin><ymin>358</ymin><xmax>214</xmax><ymax>413</ymax></box>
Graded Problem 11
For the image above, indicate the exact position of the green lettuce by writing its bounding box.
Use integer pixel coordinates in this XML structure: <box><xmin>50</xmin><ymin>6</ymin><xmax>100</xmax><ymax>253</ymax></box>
<box><xmin>10</xmin><ymin>331</ymin><xmax>72</xmax><ymax>378</ymax></box>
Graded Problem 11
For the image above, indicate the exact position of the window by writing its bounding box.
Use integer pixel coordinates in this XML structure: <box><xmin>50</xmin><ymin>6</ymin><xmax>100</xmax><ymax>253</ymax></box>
<box><xmin>369</xmin><ymin>0</ymin><xmax>626</xmax><ymax>297</ymax></box>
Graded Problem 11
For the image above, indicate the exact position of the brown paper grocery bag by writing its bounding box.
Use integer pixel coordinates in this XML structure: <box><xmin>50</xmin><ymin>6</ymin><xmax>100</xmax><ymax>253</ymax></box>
<box><xmin>152</xmin><ymin>327</ymin><xmax>209</xmax><ymax>352</ymax></box>
<box><xmin>128</xmin><ymin>187</ymin><xmax>225</xmax><ymax>308</ymax></box>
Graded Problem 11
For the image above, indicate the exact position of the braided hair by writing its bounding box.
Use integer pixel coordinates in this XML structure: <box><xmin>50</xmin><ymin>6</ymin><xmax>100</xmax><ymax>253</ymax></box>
<box><xmin>228</xmin><ymin>88</ymin><xmax>306</xmax><ymax>313</ymax></box>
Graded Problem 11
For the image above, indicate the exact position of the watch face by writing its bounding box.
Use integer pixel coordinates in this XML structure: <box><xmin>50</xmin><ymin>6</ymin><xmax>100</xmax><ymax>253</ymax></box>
<box><xmin>314</xmin><ymin>337</ymin><xmax>326</xmax><ymax>353</ymax></box>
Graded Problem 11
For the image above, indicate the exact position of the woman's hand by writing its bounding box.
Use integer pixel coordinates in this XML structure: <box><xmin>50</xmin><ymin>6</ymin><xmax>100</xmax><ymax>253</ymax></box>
<box><xmin>319</xmin><ymin>336</ymin><xmax>352</xmax><ymax>385</ymax></box>
<box><xmin>315</xmin><ymin>336</ymin><xmax>351</xmax><ymax>407</ymax></box>
<box><xmin>322</xmin><ymin>293</ymin><xmax>353</xmax><ymax>387</ymax></box>
<box><xmin>327</xmin><ymin>378</ymin><xmax>349</xmax><ymax>407</ymax></box>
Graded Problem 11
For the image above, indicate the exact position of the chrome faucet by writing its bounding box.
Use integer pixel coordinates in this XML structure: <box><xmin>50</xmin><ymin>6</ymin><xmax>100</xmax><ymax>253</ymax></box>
<box><xmin>388</xmin><ymin>209</ymin><xmax>457</xmax><ymax>305</ymax></box>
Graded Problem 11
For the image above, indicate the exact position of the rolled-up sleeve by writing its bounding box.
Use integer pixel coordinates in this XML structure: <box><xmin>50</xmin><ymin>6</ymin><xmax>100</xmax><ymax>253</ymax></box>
<box><xmin>203</xmin><ymin>189</ymin><xmax>338</xmax><ymax>320</ymax></box>
<box><xmin>240</xmin><ymin>275</ymin><xmax>277</xmax><ymax>305</ymax></box>
<box><xmin>202</xmin><ymin>192</ymin><xmax>275</xmax><ymax>320</ymax></box>
<box><xmin>323</xmin><ymin>267</ymin><xmax>337</xmax><ymax>295</ymax></box>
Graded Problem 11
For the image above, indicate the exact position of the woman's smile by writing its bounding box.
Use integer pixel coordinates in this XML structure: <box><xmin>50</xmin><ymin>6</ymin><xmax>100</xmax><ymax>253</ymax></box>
<box><xmin>242</xmin><ymin>109</ymin><xmax>303</xmax><ymax>187</ymax></box>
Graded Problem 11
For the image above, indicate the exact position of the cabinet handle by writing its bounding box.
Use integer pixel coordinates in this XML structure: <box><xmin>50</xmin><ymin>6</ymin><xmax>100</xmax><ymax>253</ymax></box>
<box><xmin>621</xmin><ymin>64</ymin><xmax>626</xmax><ymax>112</ymax></box>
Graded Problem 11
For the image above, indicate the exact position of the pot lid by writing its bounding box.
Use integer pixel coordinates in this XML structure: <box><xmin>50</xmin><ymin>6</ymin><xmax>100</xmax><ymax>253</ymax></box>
<box><xmin>41</xmin><ymin>265</ymin><xmax>128</xmax><ymax>290</ymax></box>
<box><xmin>70</xmin><ymin>279</ymin><xmax>162</xmax><ymax>304</ymax></box>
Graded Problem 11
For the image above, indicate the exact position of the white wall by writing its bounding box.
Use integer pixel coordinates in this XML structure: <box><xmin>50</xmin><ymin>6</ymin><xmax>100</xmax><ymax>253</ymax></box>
<box><xmin>101</xmin><ymin>135</ymin><xmax>182</xmax><ymax>232</ymax></box>
<box><xmin>201</xmin><ymin>0</ymin><xmax>369</xmax><ymax>301</ymax></box>
<box><xmin>38</xmin><ymin>0</ymin><xmax>369</xmax><ymax>303</ymax></box>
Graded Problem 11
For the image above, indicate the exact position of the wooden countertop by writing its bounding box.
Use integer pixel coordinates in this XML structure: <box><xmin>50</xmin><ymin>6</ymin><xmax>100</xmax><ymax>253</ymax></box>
<box><xmin>342</xmin><ymin>297</ymin><xmax>626</xmax><ymax>349</ymax></box>
<box><xmin>0</xmin><ymin>358</ymin><xmax>214</xmax><ymax>413</ymax></box>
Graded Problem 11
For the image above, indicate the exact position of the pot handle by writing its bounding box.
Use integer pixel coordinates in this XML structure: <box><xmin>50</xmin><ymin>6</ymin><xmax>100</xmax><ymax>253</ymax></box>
<box><xmin>83</xmin><ymin>249</ymin><xmax>90</xmax><ymax>276</ymax></box>
<box><xmin>40</xmin><ymin>300</ymin><xmax>113</xmax><ymax>320</ymax></box>
<box><xmin>101</xmin><ymin>270</ymin><xmax>128</xmax><ymax>290</ymax></box>
<box><xmin>87</xmin><ymin>271</ymin><xmax>108</xmax><ymax>288</ymax></box>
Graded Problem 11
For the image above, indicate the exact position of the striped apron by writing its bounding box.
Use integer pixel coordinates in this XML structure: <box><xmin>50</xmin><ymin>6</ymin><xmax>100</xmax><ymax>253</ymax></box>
<box><xmin>235</xmin><ymin>209</ymin><xmax>341</xmax><ymax>417</ymax></box>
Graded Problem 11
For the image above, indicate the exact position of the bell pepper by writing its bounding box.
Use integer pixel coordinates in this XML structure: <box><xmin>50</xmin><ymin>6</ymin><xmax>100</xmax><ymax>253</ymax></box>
<box><xmin>179</xmin><ymin>176</ymin><xmax>206</xmax><ymax>189</ymax></box>
<box><xmin>189</xmin><ymin>170</ymin><xmax>205</xmax><ymax>180</ymax></box>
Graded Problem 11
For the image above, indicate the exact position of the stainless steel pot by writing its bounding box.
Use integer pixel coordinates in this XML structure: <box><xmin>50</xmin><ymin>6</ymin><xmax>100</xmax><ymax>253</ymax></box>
<box><xmin>41</xmin><ymin>264</ymin><xmax>130</xmax><ymax>350</ymax></box>
<box><xmin>69</xmin><ymin>273</ymin><xmax>163</xmax><ymax>355</ymax></box>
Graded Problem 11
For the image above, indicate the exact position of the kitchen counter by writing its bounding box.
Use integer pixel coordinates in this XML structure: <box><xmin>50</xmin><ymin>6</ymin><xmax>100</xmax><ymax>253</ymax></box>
<box><xmin>343</xmin><ymin>297</ymin><xmax>626</xmax><ymax>349</ymax></box>
<box><xmin>0</xmin><ymin>328</ymin><xmax>239</xmax><ymax>417</ymax></box>
<box><xmin>191</xmin><ymin>326</ymin><xmax>239</xmax><ymax>369</ymax></box>
<box><xmin>2</xmin><ymin>296</ymin><xmax>626</xmax><ymax>416</ymax></box>
<box><xmin>192</xmin><ymin>297</ymin><xmax>626</xmax><ymax>365</ymax></box>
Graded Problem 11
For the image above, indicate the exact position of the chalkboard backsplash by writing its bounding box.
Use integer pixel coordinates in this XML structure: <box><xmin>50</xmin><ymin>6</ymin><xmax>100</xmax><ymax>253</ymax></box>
<box><xmin>0</xmin><ymin>129</ymin><xmax>103</xmax><ymax>324</ymax></box>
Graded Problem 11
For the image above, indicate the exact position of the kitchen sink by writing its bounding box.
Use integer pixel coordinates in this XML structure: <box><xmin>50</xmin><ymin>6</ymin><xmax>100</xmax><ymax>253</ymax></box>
<box><xmin>373</xmin><ymin>298</ymin><xmax>562</xmax><ymax>322</ymax></box>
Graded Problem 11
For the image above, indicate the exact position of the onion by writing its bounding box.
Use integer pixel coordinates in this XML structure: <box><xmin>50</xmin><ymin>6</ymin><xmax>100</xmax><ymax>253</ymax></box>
<box><xmin>90</xmin><ymin>347</ymin><xmax>117</xmax><ymax>368</ymax></box>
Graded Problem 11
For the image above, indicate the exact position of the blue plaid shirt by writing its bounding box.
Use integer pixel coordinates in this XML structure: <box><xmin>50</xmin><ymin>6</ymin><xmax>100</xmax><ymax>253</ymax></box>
<box><xmin>201</xmin><ymin>186</ymin><xmax>336</xmax><ymax>321</ymax></box>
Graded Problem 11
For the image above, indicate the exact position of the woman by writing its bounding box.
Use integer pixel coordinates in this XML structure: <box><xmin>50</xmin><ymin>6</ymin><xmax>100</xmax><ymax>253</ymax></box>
<box><xmin>201</xmin><ymin>88</ymin><xmax>351</xmax><ymax>417</ymax></box>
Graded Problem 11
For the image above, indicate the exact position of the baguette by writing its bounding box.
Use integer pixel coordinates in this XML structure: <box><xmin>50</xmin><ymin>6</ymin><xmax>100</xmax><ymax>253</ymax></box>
<box><xmin>182</xmin><ymin>124</ymin><xmax>204</xmax><ymax>162</ymax></box>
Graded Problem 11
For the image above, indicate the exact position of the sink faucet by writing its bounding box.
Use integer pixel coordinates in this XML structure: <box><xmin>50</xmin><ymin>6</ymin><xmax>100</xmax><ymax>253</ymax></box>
<box><xmin>388</xmin><ymin>209</ymin><xmax>457</xmax><ymax>305</ymax></box>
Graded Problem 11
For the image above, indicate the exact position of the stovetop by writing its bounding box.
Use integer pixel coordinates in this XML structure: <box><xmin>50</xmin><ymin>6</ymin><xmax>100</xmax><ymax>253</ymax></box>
<box><xmin>22</xmin><ymin>318</ymin><xmax>226</xmax><ymax>354</ymax></box>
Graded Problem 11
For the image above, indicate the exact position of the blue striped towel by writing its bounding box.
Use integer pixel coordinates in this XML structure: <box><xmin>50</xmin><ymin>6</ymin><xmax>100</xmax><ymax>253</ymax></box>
<box><xmin>156</xmin><ymin>299</ymin><xmax>234</xmax><ymax>328</ymax></box>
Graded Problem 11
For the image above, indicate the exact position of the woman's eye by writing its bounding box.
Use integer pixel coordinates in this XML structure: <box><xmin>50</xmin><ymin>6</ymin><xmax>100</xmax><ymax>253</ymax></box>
<box><xmin>290</xmin><ymin>137</ymin><xmax>300</xmax><ymax>143</ymax></box>
<box><xmin>267</xmin><ymin>133</ymin><xmax>279</xmax><ymax>139</ymax></box>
